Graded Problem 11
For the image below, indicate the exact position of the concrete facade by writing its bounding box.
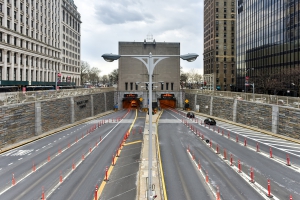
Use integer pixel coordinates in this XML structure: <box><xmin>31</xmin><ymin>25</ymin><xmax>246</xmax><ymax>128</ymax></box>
<box><xmin>0</xmin><ymin>91</ymin><xmax>114</xmax><ymax>148</ymax></box>
<box><xmin>118</xmin><ymin>40</ymin><xmax>182</xmax><ymax>108</ymax></box>
<box><xmin>186</xmin><ymin>93</ymin><xmax>300</xmax><ymax>139</ymax></box>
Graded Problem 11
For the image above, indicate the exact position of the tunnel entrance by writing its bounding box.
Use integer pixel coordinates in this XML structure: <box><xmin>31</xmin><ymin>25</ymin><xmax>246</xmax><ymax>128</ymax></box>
<box><xmin>159</xmin><ymin>93</ymin><xmax>176</xmax><ymax>108</ymax></box>
<box><xmin>122</xmin><ymin>94</ymin><xmax>140</xmax><ymax>109</ymax></box>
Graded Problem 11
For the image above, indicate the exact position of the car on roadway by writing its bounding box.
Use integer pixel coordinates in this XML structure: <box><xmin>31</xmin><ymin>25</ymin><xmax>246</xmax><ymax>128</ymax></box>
<box><xmin>187</xmin><ymin>112</ymin><xmax>195</xmax><ymax>118</ymax></box>
<box><xmin>204</xmin><ymin>118</ymin><xmax>216</xmax><ymax>125</ymax></box>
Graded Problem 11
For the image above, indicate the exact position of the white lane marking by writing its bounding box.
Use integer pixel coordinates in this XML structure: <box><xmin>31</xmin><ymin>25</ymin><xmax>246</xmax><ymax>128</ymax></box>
<box><xmin>63</xmin><ymin>136</ymin><xmax>65</xmax><ymax>138</ymax></box>
<box><xmin>36</xmin><ymin>149</ymin><xmax>39</xmax><ymax>152</ymax></box>
<box><xmin>8</xmin><ymin>163</ymin><xmax>13</xmax><ymax>166</ymax></box>
<box><xmin>28</xmin><ymin>153</ymin><xmax>31</xmax><ymax>156</ymax></box>
<box><xmin>67</xmin><ymin>134</ymin><xmax>69</xmax><ymax>135</ymax></box>
<box><xmin>59</xmin><ymin>138</ymin><xmax>61</xmax><ymax>140</ymax></box>
<box><xmin>42</xmin><ymin>146</ymin><xmax>46</xmax><ymax>148</ymax></box>
<box><xmin>279</xmin><ymin>148</ymin><xmax>300</xmax><ymax>153</ymax></box>
<box><xmin>48</xmin><ymin>143</ymin><xmax>51</xmax><ymax>145</ymax></box>
<box><xmin>0</xmin><ymin>168</ymin><xmax>2</xmax><ymax>170</ymax></box>
<box><xmin>18</xmin><ymin>158</ymin><xmax>23</xmax><ymax>160</ymax></box>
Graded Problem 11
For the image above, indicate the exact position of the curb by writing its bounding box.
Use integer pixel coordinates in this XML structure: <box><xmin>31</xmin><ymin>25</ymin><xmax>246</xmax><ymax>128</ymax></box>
<box><xmin>0</xmin><ymin>110</ymin><xmax>115</xmax><ymax>154</ymax></box>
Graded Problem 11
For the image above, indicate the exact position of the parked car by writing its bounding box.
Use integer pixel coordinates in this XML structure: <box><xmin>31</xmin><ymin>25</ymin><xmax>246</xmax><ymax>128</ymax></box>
<box><xmin>204</xmin><ymin>118</ymin><xmax>216</xmax><ymax>125</ymax></box>
<box><xmin>187</xmin><ymin>112</ymin><xmax>195</xmax><ymax>118</ymax></box>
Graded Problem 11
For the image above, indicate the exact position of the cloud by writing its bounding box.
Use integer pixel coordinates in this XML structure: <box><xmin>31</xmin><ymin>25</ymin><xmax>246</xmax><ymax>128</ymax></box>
<box><xmin>95</xmin><ymin>1</ymin><xmax>154</xmax><ymax>25</ymax></box>
<box><xmin>74</xmin><ymin>0</ymin><xmax>204</xmax><ymax>75</ymax></box>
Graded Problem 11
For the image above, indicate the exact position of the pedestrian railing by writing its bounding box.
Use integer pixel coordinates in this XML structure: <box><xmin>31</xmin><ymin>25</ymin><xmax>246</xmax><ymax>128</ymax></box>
<box><xmin>185</xmin><ymin>89</ymin><xmax>300</xmax><ymax>109</ymax></box>
<box><xmin>0</xmin><ymin>87</ymin><xmax>116</xmax><ymax>106</ymax></box>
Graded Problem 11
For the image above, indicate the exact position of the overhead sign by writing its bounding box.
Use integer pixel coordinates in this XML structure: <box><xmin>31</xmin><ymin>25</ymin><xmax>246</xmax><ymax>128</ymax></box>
<box><xmin>124</xmin><ymin>94</ymin><xmax>138</xmax><ymax>98</ymax></box>
<box><xmin>161</xmin><ymin>94</ymin><xmax>175</xmax><ymax>99</ymax></box>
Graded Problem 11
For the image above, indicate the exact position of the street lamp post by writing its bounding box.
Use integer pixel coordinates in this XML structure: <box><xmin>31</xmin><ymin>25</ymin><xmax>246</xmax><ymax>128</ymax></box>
<box><xmin>102</xmin><ymin>52</ymin><xmax>198</xmax><ymax>200</ymax></box>
<box><xmin>244</xmin><ymin>68</ymin><xmax>254</xmax><ymax>93</ymax></box>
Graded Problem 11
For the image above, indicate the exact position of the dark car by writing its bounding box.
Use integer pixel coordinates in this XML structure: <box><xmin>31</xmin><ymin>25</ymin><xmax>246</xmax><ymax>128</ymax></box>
<box><xmin>204</xmin><ymin>118</ymin><xmax>216</xmax><ymax>125</ymax></box>
<box><xmin>187</xmin><ymin>112</ymin><xmax>195</xmax><ymax>118</ymax></box>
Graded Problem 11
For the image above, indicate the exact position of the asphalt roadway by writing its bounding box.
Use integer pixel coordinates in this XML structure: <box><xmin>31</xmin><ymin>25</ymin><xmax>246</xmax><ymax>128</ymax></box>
<box><xmin>99</xmin><ymin>111</ymin><xmax>145</xmax><ymax>200</ymax></box>
<box><xmin>163</xmin><ymin>109</ymin><xmax>300</xmax><ymax>200</ymax></box>
<box><xmin>0</xmin><ymin>109</ymin><xmax>140</xmax><ymax>200</ymax></box>
<box><xmin>158</xmin><ymin>110</ymin><xmax>263</xmax><ymax>200</ymax></box>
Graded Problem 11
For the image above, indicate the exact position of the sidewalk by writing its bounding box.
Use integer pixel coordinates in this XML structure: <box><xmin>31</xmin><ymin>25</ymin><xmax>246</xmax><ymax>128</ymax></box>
<box><xmin>138</xmin><ymin>111</ymin><xmax>163</xmax><ymax>200</ymax></box>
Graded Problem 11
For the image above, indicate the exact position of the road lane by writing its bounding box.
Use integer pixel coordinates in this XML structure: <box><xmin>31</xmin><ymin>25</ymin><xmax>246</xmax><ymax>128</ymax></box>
<box><xmin>171</xmin><ymin>109</ymin><xmax>300</xmax><ymax>199</ymax></box>
<box><xmin>158</xmin><ymin>112</ymin><xmax>213</xmax><ymax>200</ymax></box>
<box><xmin>0</xmin><ymin>110</ymin><xmax>131</xmax><ymax>199</ymax></box>
<box><xmin>160</xmin><ymin>110</ymin><xmax>263</xmax><ymax>200</ymax></box>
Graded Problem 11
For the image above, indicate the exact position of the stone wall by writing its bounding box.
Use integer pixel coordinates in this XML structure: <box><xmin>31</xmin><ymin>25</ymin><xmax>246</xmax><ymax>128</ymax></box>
<box><xmin>0</xmin><ymin>103</ymin><xmax>35</xmax><ymax>146</ymax></box>
<box><xmin>197</xmin><ymin>95</ymin><xmax>211</xmax><ymax>115</ymax></box>
<box><xmin>106</xmin><ymin>91</ymin><xmax>115</xmax><ymax>111</ymax></box>
<box><xmin>94</xmin><ymin>93</ymin><xmax>106</xmax><ymax>115</ymax></box>
<box><xmin>187</xmin><ymin>92</ymin><xmax>300</xmax><ymax>139</ymax></box>
<box><xmin>41</xmin><ymin>98</ymin><xmax>71</xmax><ymax>133</ymax></box>
<box><xmin>278</xmin><ymin>107</ymin><xmax>300</xmax><ymax>139</ymax></box>
<box><xmin>236</xmin><ymin>101</ymin><xmax>273</xmax><ymax>132</ymax></box>
<box><xmin>0</xmin><ymin>91</ymin><xmax>115</xmax><ymax>148</ymax></box>
<box><xmin>212</xmin><ymin>97</ymin><xmax>234</xmax><ymax>121</ymax></box>
<box><xmin>74</xmin><ymin>95</ymin><xmax>92</xmax><ymax>122</ymax></box>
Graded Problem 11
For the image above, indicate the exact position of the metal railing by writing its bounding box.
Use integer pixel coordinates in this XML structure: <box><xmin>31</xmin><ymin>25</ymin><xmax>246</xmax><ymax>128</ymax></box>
<box><xmin>0</xmin><ymin>87</ymin><xmax>116</xmax><ymax>106</ymax></box>
<box><xmin>184</xmin><ymin>89</ymin><xmax>300</xmax><ymax>109</ymax></box>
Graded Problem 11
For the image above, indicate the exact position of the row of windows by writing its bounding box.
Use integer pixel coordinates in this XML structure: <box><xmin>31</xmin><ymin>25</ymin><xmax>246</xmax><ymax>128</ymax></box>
<box><xmin>124</xmin><ymin>82</ymin><xmax>174</xmax><ymax>91</ymax></box>
<box><xmin>0</xmin><ymin>49</ymin><xmax>59</xmax><ymax>70</ymax></box>
<box><xmin>0</xmin><ymin>32</ymin><xmax>60</xmax><ymax>58</ymax></box>
<box><xmin>62</xmin><ymin>65</ymin><xmax>80</xmax><ymax>73</ymax></box>
<box><xmin>216</xmin><ymin>8</ymin><xmax>235</xmax><ymax>12</ymax></box>
<box><xmin>216</xmin><ymin>78</ymin><xmax>235</xmax><ymax>83</ymax></box>
<box><xmin>0</xmin><ymin>67</ymin><xmax>57</xmax><ymax>82</ymax></box>
<box><xmin>215</xmin><ymin>2</ymin><xmax>235</xmax><ymax>6</ymax></box>
<box><xmin>216</xmin><ymin>14</ymin><xmax>235</xmax><ymax>19</ymax></box>
<box><xmin>0</xmin><ymin>17</ymin><xmax>60</xmax><ymax>48</ymax></box>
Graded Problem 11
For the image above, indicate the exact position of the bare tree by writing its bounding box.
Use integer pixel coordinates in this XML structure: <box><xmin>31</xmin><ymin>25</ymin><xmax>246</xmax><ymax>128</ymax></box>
<box><xmin>109</xmin><ymin>69</ymin><xmax>118</xmax><ymax>84</ymax></box>
<box><xmin>101</xmin><ymin>75</ymin><xmax>109</xmax><ymax>85</ymax></box>
<box><xmin>80</xmin><ymin>61</ymin><xmax>90</xmax><ymax>84</ymax></box>
<box><xmin>89</xmin><ymin>67</ymin><xmax>101</xmax><ymax>85</ymax></box>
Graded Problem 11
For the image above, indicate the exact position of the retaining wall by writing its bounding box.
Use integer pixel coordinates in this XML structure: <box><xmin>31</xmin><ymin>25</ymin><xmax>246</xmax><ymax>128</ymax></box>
<box><xmin>186</xmin><ymin>93</ymin><xmax>300</xmax><ymax>139</ymax></box>
<box><xmin>0</xmin><ymin>91</ymin><xmax>115</xmax><ymax>148</ymax></box>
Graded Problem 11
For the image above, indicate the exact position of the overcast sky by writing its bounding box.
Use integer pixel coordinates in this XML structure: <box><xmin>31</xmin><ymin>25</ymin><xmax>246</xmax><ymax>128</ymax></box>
<box><xmin>74</xmin><ymin>0</ymin><xmax>203</xmax><ymax>76</ymax></box>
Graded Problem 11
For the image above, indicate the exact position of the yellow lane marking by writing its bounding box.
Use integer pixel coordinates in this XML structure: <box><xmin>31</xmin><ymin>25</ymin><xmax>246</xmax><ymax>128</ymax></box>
<box><xmin>96</xmin><ymin>109</ymin><xmax>138</xmax><ymax>200</ymax></box>
<box><xmin>156</xmin><ymin>110</ymin><xmax>168</xmax><ymax>200</ymax></box>
<box><xmin>124</xmin><ymin>141</ymin><xmax>142</xmax><ymax>146</ymax></box>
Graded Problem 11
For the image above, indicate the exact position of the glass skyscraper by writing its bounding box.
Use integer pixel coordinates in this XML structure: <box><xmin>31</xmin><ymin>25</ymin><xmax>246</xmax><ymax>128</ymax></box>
<box><xmin>237</xmin><ymin>0</ymin><xmax>300</xmax><ymax>95</ymax></box>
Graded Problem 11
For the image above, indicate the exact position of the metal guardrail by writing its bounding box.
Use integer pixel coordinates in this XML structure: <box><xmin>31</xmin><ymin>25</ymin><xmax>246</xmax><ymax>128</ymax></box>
<box><xmin>0</xmin><ymin>87</ymin><xmax>116</xmax><ymax>106</ymax></box>
<box><xmin>184</xmin><ymin>89</ymin><xmax>300</xmax><ymax>109</ymax></box>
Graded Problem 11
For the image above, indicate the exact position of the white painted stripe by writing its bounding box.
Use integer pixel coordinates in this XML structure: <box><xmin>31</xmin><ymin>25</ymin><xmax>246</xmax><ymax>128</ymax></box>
<box><xmin>270</xmin><ymin>144</ymin><xmax>300</xmax><ymax>148</ymax></box>
<box><xmin>59</xmin><ymin>138</ymin><xmax>61</xmax><ymax>140</ymax></box>
<box><xmin>48</xmin><ymin>143</ymin><xmax>51</xmax><ymax>145</ymax></box>
<box><xmin>36</xmin><ymin>149</ymin><xmax>39</xmax><ymax>151</ymax></box>
<box><xmin>279</xmin><ymin>149</ymin><xmax>300</xmax><ymax>153</ymax></box>
<box><xmin>18</xmin><ymin>158</ymin><xmax>23</xmax><ymax>160</ymax></box>
<box><xmin>42</xmin><ymin>146</ymin><xmax>46</xmax><ymax>148</ymax></box>
<box><xmin>8</xmin><ymin>163</ymin><xmax>13</xmax><ymax>166</ymax></box>
<box><xmin>28</xmin><ymin>153</ymin><xmax>31</xmax><ymax>156</ymax></box>
<box><xmin>0</xmin><ymin>168</ymin><xmax>2</xmax><ymax>170</ymax></box>
<box><xmin>54</xmin><ymin>140</ymin><xmax>57</xmax><ymax>142</ymax></box>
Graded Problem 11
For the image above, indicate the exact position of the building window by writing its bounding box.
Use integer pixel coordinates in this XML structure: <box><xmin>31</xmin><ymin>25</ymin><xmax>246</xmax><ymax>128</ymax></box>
<box><xmin>171</xmin><ymin>83</ymin><xmax>174</xmax><ymax>90</ymax></box>
<box><xmin>161</xmin><ymin>83</ymin><xmax>164</xmax><ymax>90</ymax></box>
<box><xmin>7</xmin><ymin>20</ymin><xmax>10</xmax><ymax>29</ymax></box>
<box><xmin>0</xmin><ymin>49</ymin><xmax>2</xmax><ymax>62</ymax></box>
<box><xmin>135</xmin><ymin>83</ymin><xmax>138</xmax><ymax>90</ymax></box>
<box><xmin>14</xmin><ymin>68</ymin><xmax>16</xmax><ymax>80</ymax></box>
<box><xmin>166</xmin><ymin>82</ymin><xmax>169</xmax><ymax>90</ymax></box>
<box><xmin>130</xmin><ymin>82</ymin><xmax>133</xmax><ymax>90</ymax></box>
<box><xmin>7</xmin><ymin>68</ymin><xmax>9</xmax><ymax>80</ymax></box>
<box><xmin>125</xmin><ymin>82</ymin><xmax>128</xmax><ymax>90</ymax></box>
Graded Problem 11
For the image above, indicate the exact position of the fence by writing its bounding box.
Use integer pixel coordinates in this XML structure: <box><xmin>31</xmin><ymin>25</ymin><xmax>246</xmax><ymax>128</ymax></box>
<box><xmin>0</xmin><ymin>87</ymin><xmax>116</xmax><ymax>106</ymax></box>
<box><xmin>184</xmin><ymin>89</ymin><xmax>300</xmax><ymax>109</ymax></box>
